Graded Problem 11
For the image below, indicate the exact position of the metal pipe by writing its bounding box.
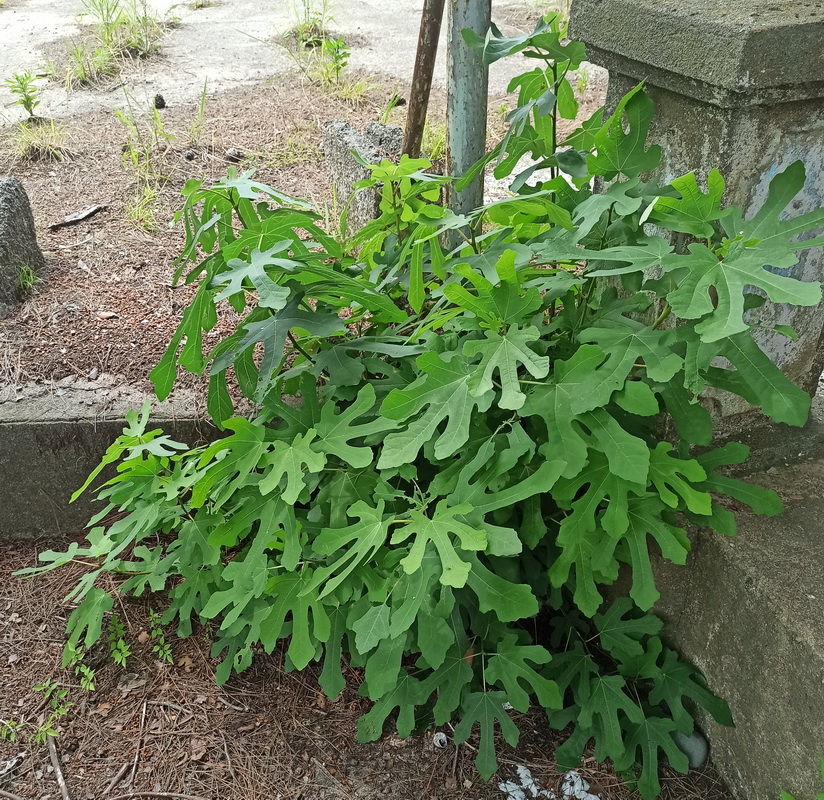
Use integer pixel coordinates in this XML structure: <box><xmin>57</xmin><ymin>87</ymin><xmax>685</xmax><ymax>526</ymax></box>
<box><xmin>446</xmin><ymin>0</ymin><xmax>492</xmax><ymax>220</ymax></box>
<box><xmin>403</xmin><ymin>0</ymin><xmax>447</xmax><ymax>158</ymax></box>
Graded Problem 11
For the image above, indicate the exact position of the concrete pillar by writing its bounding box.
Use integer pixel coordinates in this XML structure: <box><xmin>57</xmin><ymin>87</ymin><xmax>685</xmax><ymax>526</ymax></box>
<box><xmin>570</xmin><ymin>0</ymin><xmax>824</xmax><ymax>432</ymax></box>
<box><xmin>570</xmin><ymin>4</ymin><xmax>824</xmax><ymax>799</ymax></box>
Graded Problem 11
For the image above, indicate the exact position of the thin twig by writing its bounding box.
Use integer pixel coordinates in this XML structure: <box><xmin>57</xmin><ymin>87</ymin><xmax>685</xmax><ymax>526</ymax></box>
<box><xmin>105</xmin><ymin>763</ymin><xmax>130</xmax><ymax>795</ymax></box>
<box><xmin>146</xmin><ymin>700</ymin><xmax>193</xmax><ymax>728</ymax></box>
<box><xmin>107</xmin><ymin>794</ymin><xmax>207</xmax><ymax>800</ymax></box>
<box><xmin>147</xmin><ymin>700</ymin><xmax>187</xmax><ymax>714</ymax></box>
<box><xmin>216</xmin><ymin>695</ymin><xmax>247</xmax><ymax>712</ymax></box>
<box><xmin>47</xmin><ymin>735</ymin><xmax>72</xmax><ymax>800</ymax></box>
<box><xmin>129</xmin><ymin>700</ymin><xmax>148</xmax><ymax>789</ymax></box>
<box><xmin>219</xmin><ymin>730</ymin><xmax>236</xmax><ymax>782</ymax></box>
<box><xmin>0</xmin><ymin>789</ymin><xmax>27</xmax><ymax>800</ymax></box>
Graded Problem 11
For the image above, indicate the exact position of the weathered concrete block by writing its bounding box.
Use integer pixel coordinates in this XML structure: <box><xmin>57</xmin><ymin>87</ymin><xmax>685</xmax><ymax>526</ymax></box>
<box><xmin>0</xmin><ymin>378</ymin><xmax>215</xmax><ymax>540</ymax></box>
<box><xmin>569</xmin><ymin>4</ymin><xmax>824</xmax><ymax>798</ymax></box>
<box><xmin>363</xmin><ymin>121</ymin><xmax>403</xmax><ymax>157</ymax></box>
<box><xmin>322</xmin><ymin>120</ymin><xmax>402</xmax><ymax>234</ymax></box>
<box><xmin>570</xmin><ymin>0</ymin><xmax>824</xmax><ymax>427</ymax></box>
<box><xmin>646</xmin><ymin>460</ymin><xmax>824</xmax><ymax>800</ymax></box>
<box><xmin>0</xmin><ymin>177</ymin><xmax>45</xmax><ymax>319</ymax></box>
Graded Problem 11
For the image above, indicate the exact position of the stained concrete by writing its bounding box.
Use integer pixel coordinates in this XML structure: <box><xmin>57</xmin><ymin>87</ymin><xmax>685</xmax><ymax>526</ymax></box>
<box><xmin>0</xmin><ymin>375</ymin><xmax>213</xmax><ymax>540</ymax></box>
<box><xmin>569</xmin><ymin>3</ymin><xmax>824</xmax><ymax>797</ymax></box>
<box><xmin>570</xmin><ymin>0</ymin><xmax>824</xmax><ymax>425</ymax></box>
<box><xmin>648</xmin><ymin>459</ymin><xmax>824</xmax><ymax>800</ymax></box>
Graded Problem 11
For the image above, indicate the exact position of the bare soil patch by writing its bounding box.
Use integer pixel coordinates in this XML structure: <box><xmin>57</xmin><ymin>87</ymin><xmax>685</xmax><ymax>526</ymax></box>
<box><xmin>0</xmin><ymin>75</ymin><xmax>406</xmax><ymax>391</ymax></box>
<box><xmin>0</xmin><ymin>540</ymin><xmax>732</xmax><ymax>800</ymax></box>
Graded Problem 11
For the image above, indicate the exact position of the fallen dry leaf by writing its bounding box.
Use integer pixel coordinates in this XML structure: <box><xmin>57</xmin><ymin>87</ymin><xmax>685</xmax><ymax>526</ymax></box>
<box><xmin>177</xmin><ymin>655</ymin><xmax>194</xmax><ymax>673</ymax></box>
<box><xmin>116</xmin><ymin>673</ymin><xmax>147</xmax><ymax>696</ymax></box>
<box><xmin>190</xmin><ymin>737</ymin><xmax>209</xmax><ymax>762</ymax></box>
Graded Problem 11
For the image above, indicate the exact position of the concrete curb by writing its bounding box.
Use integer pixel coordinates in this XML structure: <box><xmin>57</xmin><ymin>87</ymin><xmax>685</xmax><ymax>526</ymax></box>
<box><xmin>0</xmin><ymin>377</ymin><xmax>214</xmax><ymax>540</ymax></box>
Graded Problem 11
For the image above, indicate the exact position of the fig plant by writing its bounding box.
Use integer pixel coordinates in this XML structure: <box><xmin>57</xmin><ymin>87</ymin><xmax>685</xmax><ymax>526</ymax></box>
<box><xmin>21</xmin><ymin>14</ymin><xmax>824</xmax><ymax>798</ymax></box>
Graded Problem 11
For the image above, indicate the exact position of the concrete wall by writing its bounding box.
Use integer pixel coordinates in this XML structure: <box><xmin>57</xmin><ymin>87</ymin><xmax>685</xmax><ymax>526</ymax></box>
<box><xmin>0</xmin><ymin>378</ymin><xmax>214</xmax><ymax>540</ymax></box>
<box><xmin>571</xmin><ymin>0</ymin><xmax>824</xmax><ymax>420</ymax></box>
<box><xmin>648</xmin><ymin>468</ymin><xmax>824</xmax><ymax>800</ymax></box>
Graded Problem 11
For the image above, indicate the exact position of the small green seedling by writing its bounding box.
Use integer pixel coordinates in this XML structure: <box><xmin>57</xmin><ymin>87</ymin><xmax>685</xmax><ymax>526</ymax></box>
<box><xmin>0</xmin><ymin>719</ymin><xmax>22</xmax><ymax>742</ymax></box>
<box><xmin>321</xmin><ymin>36</ymin><xmax>349</xmax><ymax>83</ymax></box>
<box><xmin>18</xmin><ymin>264</ymin><xmax>40</xmax><ymax>291</ymax></box>
<box><xmin>379</xmin><ymin>88</ymin><xmax>403</xmax><ymax>124</ymax></box>
<box><xmin>4</xmin><ymin>70</ymin><xmax>41</xmax><ymax>117</ymax></box>
<box><xmin>149</xmin><ymin>609</ymin><xmax>173</xmax><ymax>663</ymax></box>
<box><xmin>108</xmin><ymin>613</ymin><xmax>132</xmax><ymax>667</ymax></box>
<box><xmin>32</xmin><ymin>678</ymin><xmax>74</xmax><ymax>742</ymax></box>
<box><xmin>64</xmin><ymin>643</ymin><xmax>97</xmax><ymax>691</ymax></box>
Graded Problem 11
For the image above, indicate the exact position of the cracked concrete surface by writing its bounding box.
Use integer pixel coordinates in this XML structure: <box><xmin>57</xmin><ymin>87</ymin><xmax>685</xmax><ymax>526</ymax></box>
<box><xmin>0</xmin><ymin>0</ymin><xmax>543</xmax><ymax>124</ymax></box>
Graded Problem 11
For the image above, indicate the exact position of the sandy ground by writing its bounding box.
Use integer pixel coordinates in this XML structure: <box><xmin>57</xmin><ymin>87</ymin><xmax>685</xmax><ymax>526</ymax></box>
<box><xmin>0</xmin><ymin>0</ymin><xmax>569</xmax><ymax>124</ymax></box>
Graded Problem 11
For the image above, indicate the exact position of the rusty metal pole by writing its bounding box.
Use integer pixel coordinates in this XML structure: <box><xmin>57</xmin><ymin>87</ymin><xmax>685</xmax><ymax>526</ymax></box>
<box><xmin>403</xmin><ymin>0</ymin><xmax>447</xmax><ymax>158</ymax></box>
<box><xmin>447</xmin><ymin>0</ymin><xmax>491</xmax><ymax>220</ymax></box>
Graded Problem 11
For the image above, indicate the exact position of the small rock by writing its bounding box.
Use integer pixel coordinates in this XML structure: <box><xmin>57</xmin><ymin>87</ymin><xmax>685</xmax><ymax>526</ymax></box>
<box><xmin>184</xmin><ymin>149</ymin><xmax>196</xmax><ymax>161</ymax></box>
<box><xmin>672</xmin><ymin>729</ymin><xmax>709</xmax><ymax>769</ymax></box>
<box><xmin>225</xmin><ymin>147</ymin><xmax>244</xmax><ymax>162</ymax></box>
<box><xmin>767</xmin><ymin>466</ymin><xmax>779</xmax><ymax>475</ymax></box>
<box><xmin>88</xmin><ymin>367</ymin><xmax>99</xmax><ymax>380</ymax></box>
<box><xmin>96</xmin><ymin>310</ymin><xmax>119</xmax><ymax>319</ymax></box>
<box><xmin>154</xmin><ymin>93</ymin><xmax>166</xmax><ymax>109</ymax></box>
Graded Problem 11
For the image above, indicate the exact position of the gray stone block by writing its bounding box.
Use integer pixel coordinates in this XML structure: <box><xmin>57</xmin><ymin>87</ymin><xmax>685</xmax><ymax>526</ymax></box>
<box><xmin>322</xmin><ymin>120</ymin><xmax>402</xmax><ymax>234</ymax></box>
<box><xmin>0</xmin><ymin>177</ymin><xmax>45</xmax><ymax>319</ymax></box>
<box><xmin>363</xmin><ymin>121</ymin><xmax>403</xmax><ymax>158</ymax></box>
<box><xmin>570</xmin><ymin>0</ymin><xmax>824</xmax><ymax>104</ymax></box>
<box><xmin>645</xmin><ymin>465</ymin><xmax>824</xmax><ymax>800</ymax></box>
<box><xmin>0</xmin><ymin>378</ymin><xmax>215</xmax><ymax>540</ymax></box>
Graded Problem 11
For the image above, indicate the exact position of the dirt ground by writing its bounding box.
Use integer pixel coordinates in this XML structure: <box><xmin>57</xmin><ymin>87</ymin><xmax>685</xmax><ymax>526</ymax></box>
<box><xmin>0</xmin><ymin>80</ymin><xmax>606</xmax><ymax>394</ymax></box>
<box><xmin>0</xmin><ymin>75</ymin><xmax>411</xmax><ymax>392</ymax></box>
<box><xmin>0</xmin><ymin>540</ymin><xmax>733</xmax><ymax>800</ymax></box>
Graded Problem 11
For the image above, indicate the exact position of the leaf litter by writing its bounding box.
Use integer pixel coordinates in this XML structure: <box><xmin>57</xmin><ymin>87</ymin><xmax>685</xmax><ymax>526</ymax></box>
<box><xmin>0</xmin><ymin>543</ymin><xmax>733</xmax><ymax>800</ymax></box>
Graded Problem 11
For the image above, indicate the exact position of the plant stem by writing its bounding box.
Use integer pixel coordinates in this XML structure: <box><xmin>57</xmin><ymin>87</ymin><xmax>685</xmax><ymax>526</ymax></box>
<box><xmin>651</xmin><ymin>302</ymin><xmax>671</xmax><ymax>330</ymax></box>
<box><xmin>287</xmin><ymin>331</ymin><xmax>315</xmax><ymax>362</ymax></box>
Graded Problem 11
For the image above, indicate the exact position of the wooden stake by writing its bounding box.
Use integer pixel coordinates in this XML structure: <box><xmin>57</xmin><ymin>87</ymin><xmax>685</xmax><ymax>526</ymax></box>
<box><xmin>403</xmin><ymin>0</ymin><xmax>447</xmax><ymax>158</ymax></box>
